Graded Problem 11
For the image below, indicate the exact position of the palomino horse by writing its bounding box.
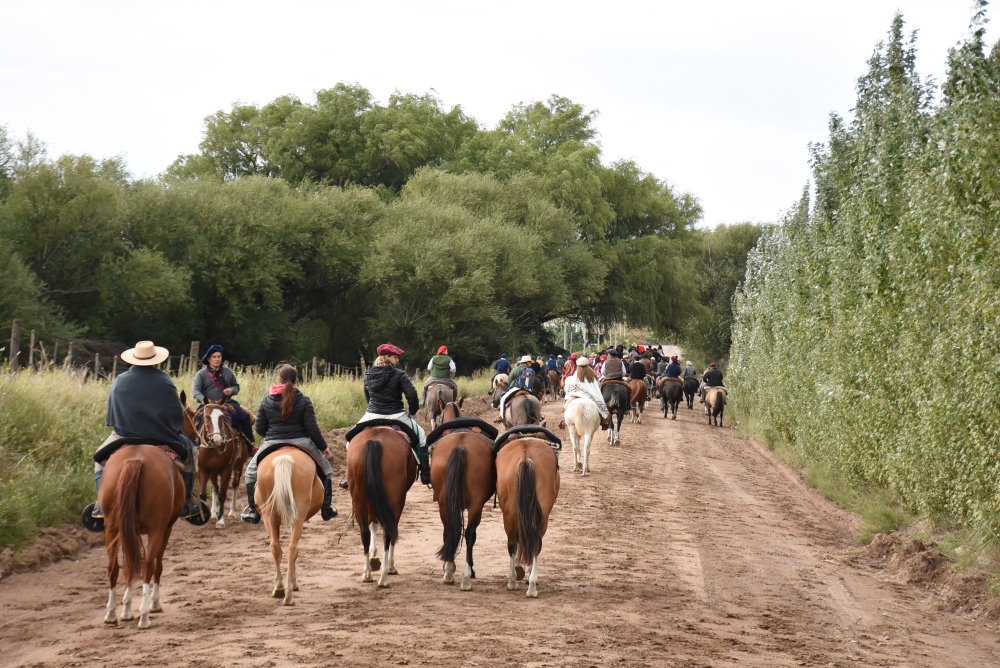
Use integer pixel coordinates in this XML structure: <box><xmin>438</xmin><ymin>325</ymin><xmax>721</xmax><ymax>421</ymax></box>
<box><xmin>490</xmin><ymin>374</ymin><xmax>509</xmax><ymax>408</ymax></box>
<box><xmin>100</xmin><ymin>445</ymin><xmax>184</xmax><ymax>628</ymax></box>
<box><xmin>601</xmin><ymin>382</ymin><xmax>629</xmax><ymax>446</ymax></box>
<box><xmin>683</xmin><ymin>377</ymin><xmax>699</xmax><ymax>409</ymax></box>
<box><xmin>427</xmin><ymin>402</ymin><xmax>499</xmax><ymax>590</ymax></box>
<box><xmin>502</xmin><ymin>391</ymin><xmax>543</xmax><ymax>429</ymax></box>
<box><xmin>658</xmin><ymin>378</ymin><xmax>683</xmax><ymax>420</ymax></box>
<box><xmin>563</xmin><ymin>396</ymin><xmax>600</xmax><ymax>475</ymax></box>
<box><xmin>191</xmin><ymin>398</ymin><xmax>250</xmax><ymax>527</ymax></box>
<box><xmin>346</xmin><ymin>425</ymin><xmax>417</xmax><ymax>587</ymax></box>
<box><xmin>705</xmin><ymin>387</ymin><xmax>727</xmax><ymax>427</ymax></box>
<box><xmin>494</xmin><ymin>427</ymin><xmax>561</xmax><ymax>598</ymax></box>
<box><xmin>255</xmin><ymin>447</ymin><xmax>323</xmax><ymax>605</ymax></box>
<box><xmin>546</xmin><ymin>369</ymin><xmax>561</xmax><ymax>402</ymax></box>
<box><xmin>628</xmin><ymin>379</ymin><xmax>648</xmax><ymax>424</ymax></box>
<box><xmin>426</xmin><ymin>382</ymin><xmax>458</xmax><ymax>430</ymax></box>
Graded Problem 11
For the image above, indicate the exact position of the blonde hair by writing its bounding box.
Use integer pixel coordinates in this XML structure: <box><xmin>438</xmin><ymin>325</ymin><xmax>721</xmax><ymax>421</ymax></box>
<box><xmin>374</xmin><ymin>355</ymin><xmax>395</xmax><ymax>367</ymax></box>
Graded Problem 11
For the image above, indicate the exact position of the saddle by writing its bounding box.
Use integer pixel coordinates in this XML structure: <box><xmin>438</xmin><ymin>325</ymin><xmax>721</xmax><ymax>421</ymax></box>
<box><xmin>425</xmin><ymin>418</ymin><xmax>499</xmax><ymax>449</ymax></box>
<box><xmin>345</xmin><ymin>418</ymin><xmax>420</xmax><ymax>452</ymax></box>
<box><xmin>493</xmin><ymin>425</ymin><xmax>562</xmax><ymax>455</ymax></box>
<box><xmin>599</xmin><ymin>378</ymin><xmax>629</xmax><ymax>388</ymax></box>
<box><xmin>94</xmin><ymin>437</ymin><xmax>189</xmax><ymax>465</ymax></box>
<box><xmin>658</xmin><ymin>376</ymin><xmax>683</xmax><ymax>386</ymax></box>
<box><xmin>255</xmin><ymin>443</ymin><xmax>326</xmax><ymax>479</ymax></box>
<box><xmin>705</xmin><ymin>386</ymin><xmax>728</xmax><ymax>396</ymax></box>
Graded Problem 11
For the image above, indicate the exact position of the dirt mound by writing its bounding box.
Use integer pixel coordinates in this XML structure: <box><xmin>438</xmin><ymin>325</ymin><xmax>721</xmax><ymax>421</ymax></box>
<box><xmin>1</xmin><ymin>526</ymin><xmax>104</xmax><ymax>580</ymax></box>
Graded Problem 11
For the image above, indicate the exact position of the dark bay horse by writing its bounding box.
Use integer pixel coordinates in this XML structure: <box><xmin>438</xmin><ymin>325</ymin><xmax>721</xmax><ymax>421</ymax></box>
<box><xmin>255</xmin><ymin>447</ymin><xmax>323</xmax><ymax>605</ymax></box>
<box><xmin>546</xmin><ymin>369</ymin><xmax>561</xmax><ymax>402</ymax></box>
<box><xmin>628</xmin><ymin>379</ymin><xmax>648</xmax><ymax>424</ymax></box>
<box><xmin>502</xmin><ymin>391</ymin><xmax>543</xmax><ymax>428</ymax></box>
<box><xmin>426</xmin><ymin>382</ymin><xmax>457</xmax><ymax>430</ymax></box>
<box><xmin>683</xmin><ymin>377</ymin><xmax>699</xmax><ymax>409</ymax></box>
<box><xmin>100</xmin><ymin>445</ymin><xmax>184</xmax><ymax>628</ymax></box>
<box><xmin>601</xmin><ymin>382</ymin><xmax>629</xmax><ymax>446</ymax></box>
<box><xmin>346</xmin><ymin>426</ymin><xmax>416</xmax><ymax>587</ymax></box>
<box><xmin>429</xmin><ymin>403</ymin><xmax>498</xmax><ymax>590</ymax></box>
<box><xmin>188</xmin><ymin>397</ymin><xmax>249</xmax><ymax>527</ymax></box>
<box><xmin>496</xmin><ymin>433</ymin><xmax>560</xmax><ymax>598</ymax></box>
<box><xmin>705</xmin><ymin>387</ymin><xmax>727</xmax><ymax>427</ymax></box>
<box><xmin>659</xmin><ymin>378</ymin><xmax>683</xmax><ymax>420</ymax></box>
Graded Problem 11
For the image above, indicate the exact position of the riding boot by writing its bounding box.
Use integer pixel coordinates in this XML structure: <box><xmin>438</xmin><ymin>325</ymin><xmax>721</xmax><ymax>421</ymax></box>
<box><xmin>321</xmin><ymin>476</ymin><xmax>338</xmax><ymax>521</ymax></box>
<box><xmin>181</xmin><ymin>472</ymin><xmax>196</xmax><ymax>517</ymax></box>
<box><xmin>91</xmin><ymin>470</ymin><xmax>103</xmax><ymax>518</ymax></box>
<box><xmin>241</xmin><ymin>482</ymin><xmax>261</xmax><ymax>523</ymax></box>
<box><xmin>418</xmin><ymin>453</ymin><xmax>431</xmax><ymax>486</ymax></box>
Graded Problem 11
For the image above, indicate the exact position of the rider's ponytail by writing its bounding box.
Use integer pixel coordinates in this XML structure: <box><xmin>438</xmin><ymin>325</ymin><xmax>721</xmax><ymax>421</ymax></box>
<box><xmin>277</xmin><ymin>364</ymin><xmax>298</xmax><ymax>420</ymax></box>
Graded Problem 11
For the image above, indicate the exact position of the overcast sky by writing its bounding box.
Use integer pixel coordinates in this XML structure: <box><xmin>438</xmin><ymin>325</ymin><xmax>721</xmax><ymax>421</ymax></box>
<box><xmin>1</xmin><ymin>1</ymin><xmax>986</xmax><ymax>227</ymax></box>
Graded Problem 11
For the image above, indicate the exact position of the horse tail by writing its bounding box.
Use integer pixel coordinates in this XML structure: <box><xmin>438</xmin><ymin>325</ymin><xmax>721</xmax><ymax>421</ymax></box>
<box><xmin>516</xmin><ymin>459</ymin><xmax>543</xmax><ymax>564</ymax></box>
<box><xmin>265</xmin><ymin>455</ymin><xmax>298</xmax><ymax>524</ymax></box>
<box><xmin>525</xmin><ymin>398</ymin><xmax>537</xmax><ymax>424</ymax></box>
<box><xmin>437</xmin><ymin>446</ymin><xmax>467</xmax><ymax>562</ymax></box>
<box><xmin>116</xmin><ymin>458</ymin><xmax>146</xmax><ymax>587</ymax></box>
<box><xmin>572</xmin><ymin>401</ymin><xmax>588</xmax><ymax>437</ymax></box>
<box><xmin>606</xmin><ymin>386</ymin><xmax>619</xmax><ymax>410</ymax></box>
<box><xmin>364</xmin><ymin>440</ymin><xmax>398</xmax><ymax>543</ymax></box>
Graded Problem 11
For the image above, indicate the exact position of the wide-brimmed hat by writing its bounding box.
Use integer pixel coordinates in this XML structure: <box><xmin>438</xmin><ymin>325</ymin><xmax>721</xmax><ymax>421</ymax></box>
<box><xmin>377</xmin><ymin>343</ymin><xmax>405</xmax><ymax>356</ymax></box>
<box><xmin>122</xmin><ymin>340</ymin><xmax>169</xmax><ymax>367</ymax></box>
<box><xmin>201</xmin><ymin>343</ymin><xmax>224</xmax><ymax>365</ymax></box>
<box><xmin>518</xmin><ymin>354</ymin><xmax>532</xmax><ymax>363</ymax></box>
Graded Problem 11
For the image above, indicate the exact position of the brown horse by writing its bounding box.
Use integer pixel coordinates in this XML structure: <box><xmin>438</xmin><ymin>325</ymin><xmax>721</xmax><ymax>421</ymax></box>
<box><xmin>255</xmin><ymin>447</ymin><xmax>323</xmax><ymax>605</ymax></box>
<box><xmin>100</xmin><ymin>445</ymin><xmax>184</xmax><ymax>628</ymax></box>
<box><xmin>628</xmin><ymin>379</ymin><xmax>648</xmax><ymax>424</ymax></box>
<box><xmin>426</xmin><ymin>382</ymin><xmax>457</xmax><ymax>430</ymax></box>
<box><xmin>429</xmin><ymin>404</ymin><xmax>497</xmax><ymax>590</ymax></box>
<box><xmin>705</xmin><ymin>387</ymin><xmax>727</xmax><ymax>427</ymax></box>
<box><xmin>496</xmin><ymin>435</ymin><xmax>560</xmax><ymax>598</ymax></box>
<box><xmin>502</xmin><ymin>391</ymin><xmax>543</xmax><ymax>428</ymax></box>
<box><xmin>346</xmin><ymin>426</ymin><xmax>416</xmax><ymax>587</ymax></box>
<box><xmin>189</xmin><ymin>398</ymin><xmax>249</xmax><ymax>528</ymax></box>
<box><xmin>546</xmin><ymin>369</ymin><xmax>561</xmax><ymax>402</ymax></box>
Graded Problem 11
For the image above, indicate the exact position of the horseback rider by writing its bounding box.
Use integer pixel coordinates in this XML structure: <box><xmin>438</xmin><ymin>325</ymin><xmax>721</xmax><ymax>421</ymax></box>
<box><xmin>665</xmin><ymin>356</ymin><xmax>682</xmax><ymax>379</ymax></box>
<box><xmin>242</xmin><ymin>364</ymin><xmax>337</xmax><ymax>524</ymax></box>
<box><xmin>556</xmin><ymin>354</ymin><xmax>565</xmax><ymax>372</ymax></box>
<box><xmin>684</xmin><ymin>360</ymin><xmax>698</xmax><ymax>378</ymax></box>
<box><xmin>563</xmin><ymin>356</ymin><xmax>610</xmax><ymax>429</ymax></box>
<box><xmin>192</xmin><ymin>344</ymin><xmax>255</xmax><ymax>456</ymax></box>
<box><xmin>358</xmin><ymin>343</ymin><xmax>430</xmax><ymax>485</ymax></box>
<box><xmin>599</xmin><ymin>348</ymin><xmax>630</xmax><ymax>411</ymax></box>
<box><xmin>422</xmin><ymin>345</ymin><xmax>459</xmax><ymax>406</ymax></box>
<box><xmin>493</xmin><ymin>353</ymin><xmax>512</xmax><ymax>378</ymax></box>
<box><xmin>92</xmin><ymin>341</ymin><xmax>197</xmax><ymax>519</ymax></box>
<box><xmin>546</xmin><ymin>354</ymin><xmax>558</xmax><ymax>372</ymax></box>
<box><xmin>562</xmin><ymin>352</ymin><xmax>578</xmax><ymax>380</ymax></box>
<box><xmin>628</xmin><ymin>354</ymin><xmax>647</xmax><ymax>382</ymax></box>
<box><xmin>700</xmin><ymin>362</ymin><xmax>725</xmax><ymax>402</ymax></box>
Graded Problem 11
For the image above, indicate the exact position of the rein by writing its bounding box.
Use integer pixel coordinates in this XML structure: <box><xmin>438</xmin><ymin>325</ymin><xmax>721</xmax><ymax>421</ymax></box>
<box><xmin>195</xmin><ymin>405</ymin><xmax>241</xmax><ymax>466</ymax></box>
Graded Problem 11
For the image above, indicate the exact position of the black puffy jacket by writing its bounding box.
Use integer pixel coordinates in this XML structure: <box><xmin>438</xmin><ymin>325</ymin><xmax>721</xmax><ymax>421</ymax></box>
<box><xmin>364</xmin><ymin>365</ymin><xmax>419</xmax><ymax>415</ymax></box>
<box><xmin>255</xmin><ymin>389</ymin><xmax>328</xmax><ymax>449</ymax></box>
<box><xmin>703</xmin><ymin>368</ymin><xmax>724</xmax><ymax>387</ymax></box>
<box><xmin>629</xmin><ymin>361</ymin><xmax>647</xmax><ymax>380</ymax></box>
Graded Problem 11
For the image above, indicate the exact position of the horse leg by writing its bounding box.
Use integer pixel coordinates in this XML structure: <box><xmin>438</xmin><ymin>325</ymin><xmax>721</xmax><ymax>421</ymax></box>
<box><xmin>216</xmin><ymin>469</ymin><xmax>232</xmax><ymax>528</ymax></box>
<box><xmin>104</xmin><ymin>532</ymin><xmax>120</xmax><ymax>624</ymax></box>
<box><xmin>150</xmin><ymin>523</ymin><xmax>172</xmax><ymax>614</ymax></box>
<box><xmin>387</xmin><ymin>537</ymin><xmax>398</xmax><ymax>575</ymax></box>
<box><xmin>507</xmin><ymin>545</ymin><xmax>519</xmax><ymax>591</ymax></box>
<box><xmin>462</xmin><ymin>512</ymin><xmax>482</xmax><ymax>591</ymax></box>
<box><xmin>121</xmin><ymin>585</ymin><xmax>134</xmax><ymax>621</ymax></box>
<box><xmin>582</xmin><ymin>429</ymin><xmax>594</xmax><ymax>476</ymax></box>
<box><xmin>377</xmin><ymin>539</ymin><xmax>393</xmax><ymax>588</ymax></box>
<box><xmin>267</xmin><ymin>513</ymin><xmax>284</xmax><ymax>599</ymax></box>
<box><xmin>526</xmin><ymin>557</ymin><xmax>540</xmax><ymax>598</ymax></box>
<box><xmin>361</xmin><ymin>520</ymin><xmax>377</xmax><ymax>582</ymax></box>
<box><xmin>137</xmin><ymin>530</ymin><xmax>162</xmax><ymax>629</ymax></box>
<box><xmin>229</xmin><ymin>464</ymin><xmax>243</xmax><ymax>519</ymax></box>
<box><xmin>284</xmin><ymin>520</ymin><xmax>304</xmax><ymax>606</ymax></box>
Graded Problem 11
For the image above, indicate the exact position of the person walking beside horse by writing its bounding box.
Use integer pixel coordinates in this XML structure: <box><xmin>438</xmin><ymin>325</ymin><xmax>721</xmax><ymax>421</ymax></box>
<box><xmin>193</xmin><ymin>344</ymin><xmax>255</xmax><ymax>457</ymax></box>
<box><xmin>242</xmin><ymin>364</ymin><xmax>337</xmax><ymax>524</ymax></box>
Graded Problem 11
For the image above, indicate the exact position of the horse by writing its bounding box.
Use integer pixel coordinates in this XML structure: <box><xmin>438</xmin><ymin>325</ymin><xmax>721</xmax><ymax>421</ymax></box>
<box><xmin>490</xmin><ymin>375</ymin><xmax>509</xmax><ymax>408</ymax></box>
<box><xmin>659</xmin><ymin>378</ymin><xmax>683</xmax><ymax>420</ymax></box>
<box><xmin>502</xmin><ymin>391</ymin><xmax>543</xmax><ymax>429</ymax></box>
<box><xmin>683</xmin><ymin>377</ymin><xmax>699</xmax><ymax>409</ymax></box>
<box><xmin>496</xmin><ymin>433</ymin><xmax>560</xmax><ymax>598</ymax></box>
<box><xmin>346</xmin><ymin>426</ymin><xmax>416</xmax><ymax>587</ymax></box>
<box><xmin>190</xmin><ymin>398</ymin><xmax>249</xmax><ymax>527</ymax></box>
<box><xmin>705</xmin><ymin>387</ymin><xmax>726</xmax><ymax>427</ymax></box>
<box><xmin>425</xmin><ymin>381</ymin><xmax>457</xmax><ymax>430</ymax></box>
<box><xmin>100</xmin><ymin>445</ymin><xmax>184</xmax><ymax>628</ymax></box>
<box><xmin>563</xmin><ymin>396</ymin><xmax>600</xmax><ymax>475</ymax></box>
<box><xmin>601</xmin><ymin>383</ymin><xmax>629</xmax><ymax>446</ymax></box>
<box><xmin>628</xmin><ymin>379</ymin><xmax>648</xmax><ymax>424</ymax></box>
<box><xmin>255</xmin><ymin>447</ymin><xmax>323</xmax><ymax>605</ymax></box>
<box><xmin>546</xmin><ymin>369</ymin><xmax>561</xmax><ymax>402</ymax></box>
<box><xmin>429</xmin><ymin>403</ymin><xmax>497</xmax><ymax>590</ymax></box>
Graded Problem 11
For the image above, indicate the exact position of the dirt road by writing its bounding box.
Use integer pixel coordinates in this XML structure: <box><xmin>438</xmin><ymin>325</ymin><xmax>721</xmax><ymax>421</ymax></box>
<box><xmin>2</xmin><ymin>397</ymin><xmax>999</xmax><ymax>667</ymax></box>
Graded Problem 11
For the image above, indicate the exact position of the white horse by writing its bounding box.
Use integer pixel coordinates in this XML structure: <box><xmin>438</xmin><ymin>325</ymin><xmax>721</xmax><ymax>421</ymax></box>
<box><xmin>563</xmin><ymin>397</ymin><xmax>600</xmax><ymax>476</ymax></box>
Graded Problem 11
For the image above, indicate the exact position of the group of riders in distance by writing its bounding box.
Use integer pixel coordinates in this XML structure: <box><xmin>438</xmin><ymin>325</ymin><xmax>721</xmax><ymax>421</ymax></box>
<box><xmin>86</xmin><ymin>337</ymin><xmax>726</xmax><ymax>627</ymax></box>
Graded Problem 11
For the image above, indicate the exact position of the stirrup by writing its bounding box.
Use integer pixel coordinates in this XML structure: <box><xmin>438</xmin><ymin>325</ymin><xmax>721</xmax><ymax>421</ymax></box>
<box><xmin>241</xmin><ymin>507</ymin><xmax>261</xmax><ymax>524</ymax></box>
<box><xmin>91</xmin><ymin>505</ymin><xmax>104</xmax><ymax>519</ymax></box>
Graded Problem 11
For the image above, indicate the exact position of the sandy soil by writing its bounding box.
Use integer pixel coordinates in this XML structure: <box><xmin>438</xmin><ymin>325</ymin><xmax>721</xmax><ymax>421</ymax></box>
<box><xmin>2</xmin><ymin>397</ymin><xmax>999</xmax><ymax>667</ymax></box>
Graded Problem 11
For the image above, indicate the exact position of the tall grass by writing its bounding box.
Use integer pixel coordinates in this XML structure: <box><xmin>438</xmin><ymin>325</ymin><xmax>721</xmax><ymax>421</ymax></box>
<box><xmin>0</xmin><ymin>365</ymin><xmax>487</xmax><ymax>551</ymax></box>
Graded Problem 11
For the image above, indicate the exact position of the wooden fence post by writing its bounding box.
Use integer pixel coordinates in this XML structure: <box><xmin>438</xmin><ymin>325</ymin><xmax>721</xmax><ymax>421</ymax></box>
<box><xmin>312</xmin><ymin>357</ymin><xmax>318</xmax><ymax>382</ymax></box>
<box><xmin>94</xmin><ymin>353</ymin><xmax>100</xmax><ymax>378</ymax></box>
<box><xmin>28</xmin><ymin>330</ymin><xmax>36</xmax><ymax>368</ymax></box>
<box><xmin>188</xmin><ymin>341</ymin><xmax>200</xmax><ymax>374</ymax></box>
<box><xmin>66</xmin><ymin>341</ymin><xmax>74</xmax><ymax>368</ymax></box>
<box><xmin>52</xmin><ymin>340</ymin><xmax>59</xmax><ymax>368</ymax></box>
<box><xmin>112</xmin><ymin>355</ymin><xmax>118</xmax><ymax>379</ymax></box>
<box><xmin>9</xmin><ymin>319</ymin><xmax>21</xmax><ymax>372</ymax></box>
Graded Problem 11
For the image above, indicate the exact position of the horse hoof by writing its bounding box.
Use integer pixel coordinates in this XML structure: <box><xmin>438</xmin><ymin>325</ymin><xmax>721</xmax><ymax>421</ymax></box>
<box><xmin>527</xmin><ymin>586</ymin><xmax>539</xmax><ymax>598</ymax></box>
<box><xmin>377</xmin><ymin>579</ymin><xmax>390</xmax><ymax>589</ymax></box>
<box><xmin>388</xmin><ymin>566</ymin><xmax>398</xmax><ymax>575</ymax></box>
<box><xmin>120</xmin><ymin>612</ymin><xmax>134</xmax><ymax>621</ymax></box>
<box><xmin>104</xmin><ymin>613</ymin><xmax>117</xmax><ymax>624</ymax></box>
<box><xmin>150</xmin><ymin>603</ymin><xmax>163</xmax><ymax>613</ymax></box>
<box><xmin>215</xmin><ymin>520</ymin><xmax>225</xmax><ymax>528</ymax></box>
<box><xmin>272</xmin><ymin>589</ymin><xmax>284</xmax><ymax>598</ymax></box>
<box><xmin>362</xmin><ymin>574</ymin><xmax>374</xmax><ymax>583</ymax></box>
<box><xmin>282</xmin><ymin>598</ymin><xmax>295</xmax><ymax>606</ymax></box>
<box><xmin>460</xmin><ymin>579</ymin><xmax>472</xmax><ymax>591</ymax></box>
<box><xmin>370</xmin><ymin>558</ymin><xmax>381</xmax><ymax>570</ymax></box>
<box><xmin>515</xmin><ymin>566</ymin><xmax>525</xmax><ymax>581</ymax></box>
<box><xmin>138</xmin><ymin>617</ymin><xmax>151</xmax><ymax>629</ymax></box>
<box><xmin>507</xmin><ymin>580</ymin><xmax>518</xmax><ymax>591</ymax></box>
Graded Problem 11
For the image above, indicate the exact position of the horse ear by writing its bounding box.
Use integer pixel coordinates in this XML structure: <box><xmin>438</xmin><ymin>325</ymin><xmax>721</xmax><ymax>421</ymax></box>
<box><xmin>458</xmin><ymin>397</ymin><xmax>465</xmax><ymax>408</ymax></box>
<box><xmin>179</xmin><ymin>391</ymin><xmax>187</xmax><ymax>405</ymax></box>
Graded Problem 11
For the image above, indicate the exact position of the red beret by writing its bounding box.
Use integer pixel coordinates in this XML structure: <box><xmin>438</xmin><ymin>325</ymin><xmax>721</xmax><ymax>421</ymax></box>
<box><xmin>437</xmin><ymin>345</ymin><xmax>448</xmax><ymax>355</ymax></box>
<box><xmin>377</xmin><ymin>343</ymin><xmax>405</xmax><ymax>356</ymax></box>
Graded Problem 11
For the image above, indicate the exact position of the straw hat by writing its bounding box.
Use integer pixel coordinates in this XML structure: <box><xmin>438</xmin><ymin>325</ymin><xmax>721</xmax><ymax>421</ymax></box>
<box><xmin>518</xmin><ymin>355</ymin><xmax>533</xmax><ymax>364</ymax></box>
<box><xmin>121</xmin><ymin>340</ymin><xmax>169</xmax><ymax>366</ymax></box>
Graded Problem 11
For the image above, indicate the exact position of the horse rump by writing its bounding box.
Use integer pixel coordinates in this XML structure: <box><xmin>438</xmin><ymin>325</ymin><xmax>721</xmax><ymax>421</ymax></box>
<box><xmin>516</xmin><ymin>460</ymin><xmax>544</xmax><ymax>564</ymax></box>
<box><xmin>115</xmin><ymin>458</ymin><xmax>146</xmax><ymax>587</ymax></box>
<box><xmin>364</xmin><ymin>439</ymin><xmax>399</xmax><ymax>543</ymax></box>
<box><xmin>261</xmin><ymin>454</ymin><xmax>298</xmax><ymax>524</ymax></box>
<box><xmin>437</xmin><ymin>446</ymin><xmax>467</xmax><ymax>562</ymax></box>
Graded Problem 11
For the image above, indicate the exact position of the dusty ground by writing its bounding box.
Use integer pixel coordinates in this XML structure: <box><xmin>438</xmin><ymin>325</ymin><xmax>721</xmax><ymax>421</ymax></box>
<box><xmin>2</xmin><ymin>397</ymin><xmax>1000</xmax><ymax>667</ymax></box>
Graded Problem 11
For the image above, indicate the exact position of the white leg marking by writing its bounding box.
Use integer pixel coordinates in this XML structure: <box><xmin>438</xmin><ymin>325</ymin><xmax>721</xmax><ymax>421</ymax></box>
<box><xmin>377</xmin><ymin>542</ymin><xmax>393</xmax><ymax>588</ymax></box>
<box><xmin>121</xmin><ymin>586</ymin><xmax>134</xmax><ymax>621</ymax></box>
<box><xmin>138</xmin><ymin>583</ymin><xmax>152</xmax><ymax>629</ymax></box>
<box><xmin>443</xmin><ymin>561</ymin><xmax>456</xmax><ymax>584</ymax></box>
<box><xmin>150</xmin><ymin>582</ymin><xmax>162</xmax><ymax>613</ymax></box>
<box><xmin>461</xmin><ymin>561</ymin><xmax>473</xmax><ymax>591</ymax></box>
<box><xmin>527</xmin><ymin>558</ymin><xmax>539</xmax><ymax>598</ymax></box>
<box><xmin>507</xmin><ymin>554</ymin><xmax>518</xmax><ymax>591</ymax></box>
<box><xmin>104</xmin><ymin>587</ymin><xmax>117</xmax><ymax>623</ymax></box>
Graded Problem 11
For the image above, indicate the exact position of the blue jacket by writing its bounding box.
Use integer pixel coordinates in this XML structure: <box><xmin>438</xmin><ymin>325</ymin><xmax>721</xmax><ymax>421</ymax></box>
<box><xmin>494</xmin><ymin>358</ymin><xmax>512</xmax><ymax>374</ymax></box>
<box><xmin>107</xmin><ymin>366</ymin><xmax>190</xmax><ymax>449</ymax></box>
<box><xmin>665</xmin><ymin>362</ymin><xmax>682</xmax><ymax>377</ymax></box>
